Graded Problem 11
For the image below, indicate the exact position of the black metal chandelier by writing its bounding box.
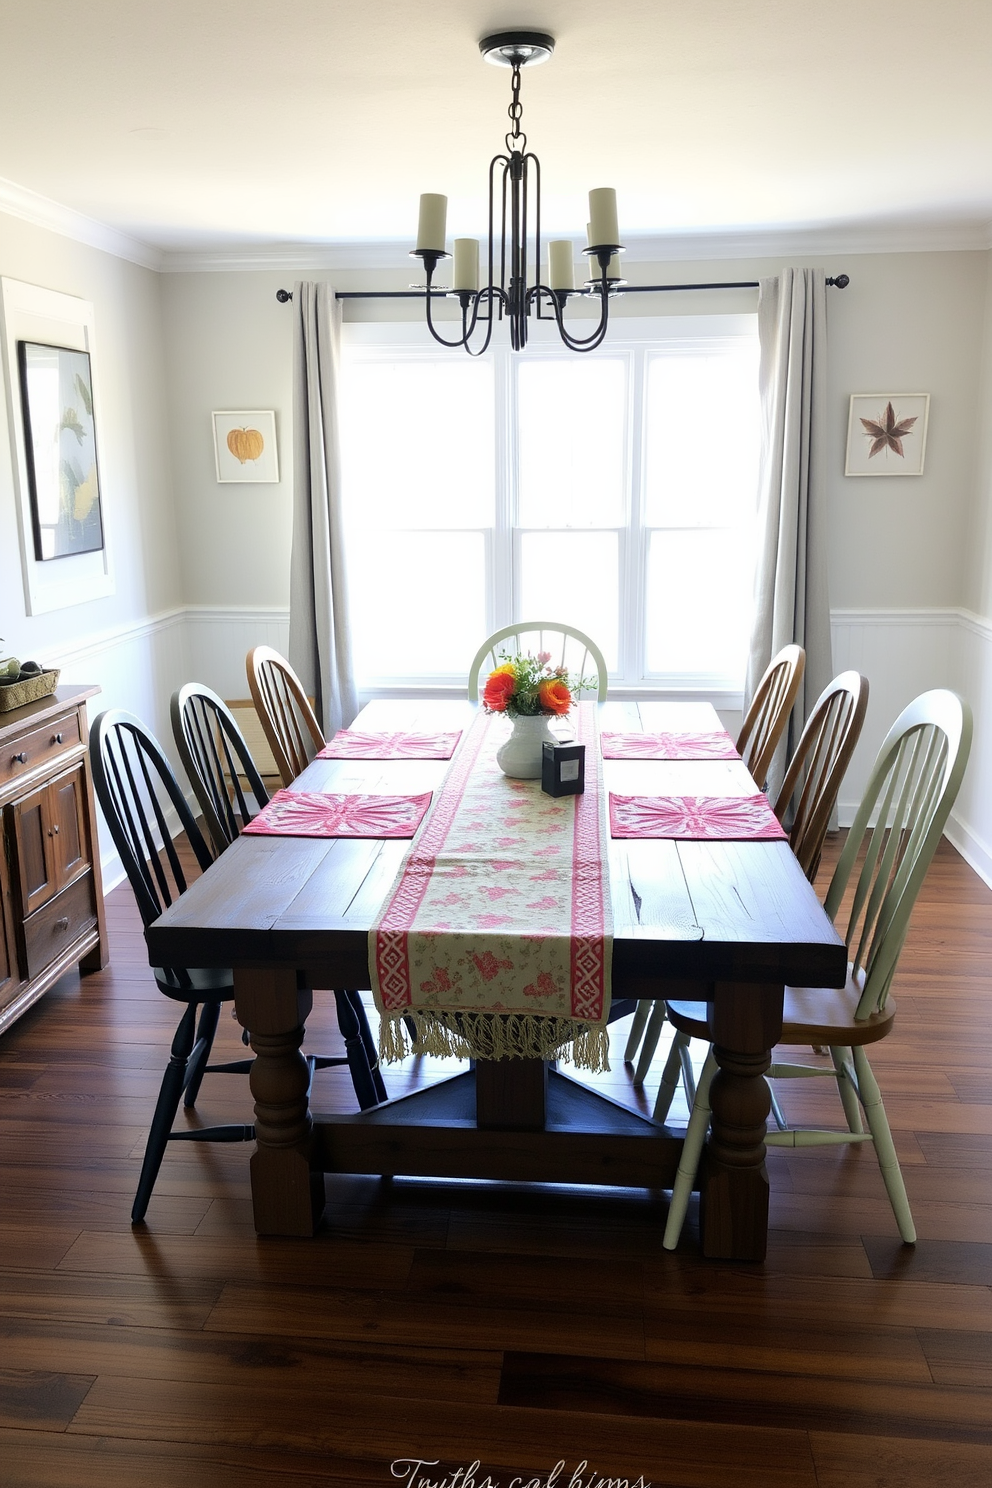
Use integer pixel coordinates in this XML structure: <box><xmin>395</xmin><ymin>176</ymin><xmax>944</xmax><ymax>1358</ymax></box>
<box><xmin>411</xmin><ymin>31</ymin><xmax>623</xmax><ymax>355</ymax></box>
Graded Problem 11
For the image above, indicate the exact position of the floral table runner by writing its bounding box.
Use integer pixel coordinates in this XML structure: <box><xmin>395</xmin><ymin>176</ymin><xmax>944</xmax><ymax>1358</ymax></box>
<box><xmin>370</xmin><ymin>701</ymin><xmax>612</xmax><ymax>1071</ymax></box>
<box><xmin>609</xmin><ymin>793</ymin><xmax>787</xmax><ymax>841</ymax></box>
<box><xmin>601</xmin><ymin>730</ymin><xmax>740</xmax><ymax>760</ymax></box>
<box><xmin>243</xmin><ymin>790</ymin><xmax>433</xmax><ymax>839</ymax></box>
<box><xmin>318</xmin><ymin>730</ymin><xmax>462</xmax><ymax>760</ymax></box>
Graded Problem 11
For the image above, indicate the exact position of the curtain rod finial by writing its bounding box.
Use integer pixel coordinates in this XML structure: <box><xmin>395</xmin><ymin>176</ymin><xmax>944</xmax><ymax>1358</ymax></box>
<box><xmin>276</xmin><ymin>288</ymin><xmax>293</xmax><ymax>302</ymax></box>
<box><xmin>827</xmin><ymin>274</ymin><xmax>850</xmax><ymax>289</ymax></box>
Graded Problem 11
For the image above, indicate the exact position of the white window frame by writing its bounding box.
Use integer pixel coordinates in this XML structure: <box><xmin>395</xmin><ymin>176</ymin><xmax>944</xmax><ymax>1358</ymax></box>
<box><xmin>342</xmin><ymin>313</ymin><xmax>758</xmax><ymax>707</ymax></box>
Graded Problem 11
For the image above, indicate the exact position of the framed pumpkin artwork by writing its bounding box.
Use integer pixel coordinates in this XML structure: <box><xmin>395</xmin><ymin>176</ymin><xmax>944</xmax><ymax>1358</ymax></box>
<box><xmin>212</xmin><ymin>410</ymin><xmax>279</xmax><ymax>483</ymax></box>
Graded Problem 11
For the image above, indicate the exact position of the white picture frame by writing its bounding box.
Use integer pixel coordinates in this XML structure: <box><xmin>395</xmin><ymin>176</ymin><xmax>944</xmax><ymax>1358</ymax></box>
<box><xmin>845</xmin><ymin>393</ymin><xmax>930</xmax><ymax>477</ymax></box>
<box><xmin>213</xmin><ymin>410</ymin><xmax>279</xmax><ymax>483</ymax></box>
<box><xmin>0</xmin><ymin>277</ymin><xmax>115</xmax><ymax>614</ymax></box>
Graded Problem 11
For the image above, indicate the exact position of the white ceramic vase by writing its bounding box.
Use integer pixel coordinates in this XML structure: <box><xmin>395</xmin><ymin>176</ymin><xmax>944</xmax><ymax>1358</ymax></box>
<box><xmin>496</xmin><ymin>712</ymin><xmax>558</xmax><ymax>779</ymax></box>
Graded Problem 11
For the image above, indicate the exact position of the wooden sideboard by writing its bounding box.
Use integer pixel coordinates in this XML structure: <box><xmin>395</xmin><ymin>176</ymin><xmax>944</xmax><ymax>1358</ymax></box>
<box><xmin>0</xmin><ymin>685</ymin><xmax>108</xmax><ymax>1035</ymax></box>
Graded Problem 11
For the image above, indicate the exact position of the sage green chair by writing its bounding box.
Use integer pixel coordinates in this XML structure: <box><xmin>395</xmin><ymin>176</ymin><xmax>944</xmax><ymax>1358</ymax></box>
<box><xmin>661</xmin><ymin>688</ymin><xmax>972</xmax><ymax>1250</ymax></box>
<box><xmin>467</xmin><ymin>622</ymin><xmax>608</xmax><ymax>703</ymax></box>
<box><xmin>624</xmin><ymin>669</ymin><xmax>869</xmax><ymax>1090</ymax></box>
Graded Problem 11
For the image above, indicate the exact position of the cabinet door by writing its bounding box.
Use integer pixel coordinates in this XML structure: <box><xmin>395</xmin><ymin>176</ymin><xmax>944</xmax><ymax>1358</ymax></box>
<box><xmin>10</xmin><ymin>782</ymin><xmax>58</xmax><ymax>917</ymax></box>
<box><xmin>50</xmin><ymin>767</ymin><xmax>89</xmax><ymax>887</ymax></box>
<box><xmin>0</xmin><ymin>845</ymin><xmax>17</xmax><ymax>1010</ymax></box>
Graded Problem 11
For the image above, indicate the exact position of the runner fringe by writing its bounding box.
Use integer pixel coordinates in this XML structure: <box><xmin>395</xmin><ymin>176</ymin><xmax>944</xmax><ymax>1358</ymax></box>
<box><xmin>379</xmin><ymin>1011</ymin><xmax>611</xmax><ymax>1074</ymax></box>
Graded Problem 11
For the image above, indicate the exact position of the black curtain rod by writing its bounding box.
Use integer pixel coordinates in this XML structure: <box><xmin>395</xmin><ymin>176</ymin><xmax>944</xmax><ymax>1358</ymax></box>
<box><xmin>275</xmin><ymin>274</ymin><xmax>849</xmax><ymax>303</ymax></box>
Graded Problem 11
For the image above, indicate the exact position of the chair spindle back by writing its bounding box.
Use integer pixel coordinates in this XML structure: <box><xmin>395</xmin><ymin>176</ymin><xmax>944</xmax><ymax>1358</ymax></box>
<box><xmin>737</xmin><ymin>643</ymin><xmax>806</xmax><ymax>790</ymax></box>
<box><xmin>823</xmin><ymin>689</ymin><xmax>972</xmax><ymax>1019</ymax></box>
<box><xmin>467</xmin><ymin>622</ymin><xmax>608</xmax><ymax>703</ymax></box>
<box><xmin>246</xmin><ymin>645</ymin><xmax>325</xmax><ymax>787</ymax></box>
<box><xmin>171</xmin><ymin>683</ymin><xmax>269</xmax><ymax>856</ymax></box>
<box><xmin>774</xmin><ymin>670</ymin><xmax>869</xmax><ymax>882</ymax></box>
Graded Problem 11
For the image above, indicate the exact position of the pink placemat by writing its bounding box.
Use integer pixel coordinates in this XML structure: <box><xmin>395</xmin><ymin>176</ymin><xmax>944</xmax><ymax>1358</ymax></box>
<box><xmin>243</xmin><ymin>790</ymin><xmax>432</xmax><ymax>839</ymax></box>
<box><xmin>601</xmin><ymin>730</ymin><xmax>740</xmax><ymax>760</ymax></box>
<box><xmin>609</xmin><ymin>793</ymin><xmax>787</xmax><ymax>840</ymax></box>
<box><xmin>317</xmin><ymin>729</ymin><xmax>462</xmax><ymax>760</ymax></box>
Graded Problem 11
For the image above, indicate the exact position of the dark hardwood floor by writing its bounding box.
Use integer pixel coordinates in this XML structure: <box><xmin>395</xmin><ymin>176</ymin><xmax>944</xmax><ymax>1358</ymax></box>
<box><xmin>1</xmin><ymin>835</ymin><xmax>991</xmax><ymax>1487</ymax></box>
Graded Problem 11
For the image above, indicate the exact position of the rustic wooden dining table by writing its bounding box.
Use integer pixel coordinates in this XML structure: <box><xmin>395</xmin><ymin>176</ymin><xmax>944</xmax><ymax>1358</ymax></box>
<box><xmin>145</xmin><ymin>698</ymin><xmax>846</xmax><ymax>1261</ymax></box>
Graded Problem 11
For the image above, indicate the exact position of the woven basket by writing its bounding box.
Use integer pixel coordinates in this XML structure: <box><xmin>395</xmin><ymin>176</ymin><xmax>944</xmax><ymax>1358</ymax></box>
<box><xmin>0</xmin><ymin>668</ymin><xmax>60</xmax><ymax>713</ymax></box>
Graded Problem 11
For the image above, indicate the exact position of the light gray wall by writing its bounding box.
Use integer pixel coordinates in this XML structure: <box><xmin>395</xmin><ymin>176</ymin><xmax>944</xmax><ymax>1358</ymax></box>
<box><xmin>0</xmin><ymin>212</ymin><xmax>183</xmax><ymax>661</ymax></box>
<box><xmin>160</xmin><ymin>248</ymin><xmax>987</xmax><ymax>619</ymax></box>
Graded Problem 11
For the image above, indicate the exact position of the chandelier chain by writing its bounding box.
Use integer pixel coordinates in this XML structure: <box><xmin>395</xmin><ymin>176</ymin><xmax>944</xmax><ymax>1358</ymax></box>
<box><xmin>505</xmin><ymin>63</ymin><xmax>526</xmax><ymax>152</ymax></box>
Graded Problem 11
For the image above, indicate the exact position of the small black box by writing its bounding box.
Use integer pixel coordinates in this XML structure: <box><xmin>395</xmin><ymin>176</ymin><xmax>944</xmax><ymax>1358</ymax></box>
<box><xmin>542</xmin><ymin>740</ymin><xmax>585</xmax><ymax>796</ymax></box>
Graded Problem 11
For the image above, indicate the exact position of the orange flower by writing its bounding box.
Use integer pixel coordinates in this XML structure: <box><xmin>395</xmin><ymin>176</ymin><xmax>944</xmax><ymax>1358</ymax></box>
<box><xmin>483</xmin><ymin>669</ymin><xmax>517</xmax><ymax>712</ymax></box>
<box><xmin>538</xmin><ymin>677</ymin><xmax>572</xmax><ymax>715</ymax></box>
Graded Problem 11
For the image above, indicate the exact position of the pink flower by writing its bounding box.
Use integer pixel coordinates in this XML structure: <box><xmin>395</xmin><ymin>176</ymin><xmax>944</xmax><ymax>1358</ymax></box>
<box><xmin>523</xmin><ymin>971</ymin><xmax>560</xmax><ymax>999</ymax></box>
<box><xmin>471</xmin><ymin>950</ymin><xmax>514</xmax><ymax>982</ymax></box>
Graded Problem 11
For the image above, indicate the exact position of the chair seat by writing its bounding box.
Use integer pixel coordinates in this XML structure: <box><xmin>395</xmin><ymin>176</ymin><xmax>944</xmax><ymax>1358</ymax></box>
<box><xmin>666</xmin><ymin>968</ymin><xmax>897</xmax><ymax>1048</ymax></box>
<box><xmin>154</xmin><ymin>965</ymin><xmax>235</xmax><ymax>1001</ymax></box>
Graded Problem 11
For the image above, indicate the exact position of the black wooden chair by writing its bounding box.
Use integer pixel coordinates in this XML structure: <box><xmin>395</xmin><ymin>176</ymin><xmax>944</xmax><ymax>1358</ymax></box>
<box><xmin>170</xmin><ymin>682</ymin><xmax>270</xmax><ymax>857</ymax></box>
<box><xmin>171</xmin><ymin>682</ymin><xmax>387</xmax><ymax>1106</ymax></box>
<box><xmin>90</xmin><ymin>708</ymin><xmax>383</xmax><ymax>1226</ymax></box>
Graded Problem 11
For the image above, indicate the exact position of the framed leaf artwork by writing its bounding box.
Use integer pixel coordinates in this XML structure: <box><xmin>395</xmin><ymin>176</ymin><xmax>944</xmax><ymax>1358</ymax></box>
<box><xmin>845</xmin><ymin>394</ymin><xmax>930</xmax><ymax>476</ymax></box>
<box><xmin>213</xmin><ymin>410</ymin><xmax>279</xmax><ymax>483</ymax></box>
<box><xmin>18</xmin><ymin>340</ymin><xmax>105</xmax><ymax>561</ymax></box>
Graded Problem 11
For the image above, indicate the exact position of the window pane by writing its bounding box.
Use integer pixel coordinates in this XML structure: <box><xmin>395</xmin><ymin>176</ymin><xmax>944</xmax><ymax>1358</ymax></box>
<box><xmin>518</xmin><ymin>531</ymin><xmax>618</xmax><ymax>670</ymax></box>
<box><xmin>341</xmin><ymin>358</ymin><xmax>494</xmax><ymax>529</ymax></box>
<box><xmin>517</xmin><ymin>359</ymin><xmax>626</xmax><ymax>527</ymax></box>
<box><xmin>347</xmin><ymin>531</ymin><xmax>487</xmax><ymax>679</ymax></box>
<box><xmin>645</xmin><ymin>529</ymin><xmax>752</xmax><ymax>679</ymax></box>
<box><xmin>644</xmin><ymin>348</ymin><xmax>759</xmax><ymax>528</ymax></box>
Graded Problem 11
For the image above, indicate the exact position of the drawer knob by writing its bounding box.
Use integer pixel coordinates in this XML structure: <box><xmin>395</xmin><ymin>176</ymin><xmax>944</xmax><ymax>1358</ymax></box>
<box><xmin>52</xmin><ymin>732</ymin><xmax>63</xmax><ymax>744</ymax></box>
<box><xmin>46</xmin><ymin>824</ymin><xmax>60</xmax><ymax>837</ymax></box>
<box><xmin>54</xmin><ymin>916</ymin><xmax>70</xmax><ymax>933</ymax></box>
<box><xmin>12</xmin><ymin>752</ymin><xmax>27</xmax><ymax>764</ymax></box>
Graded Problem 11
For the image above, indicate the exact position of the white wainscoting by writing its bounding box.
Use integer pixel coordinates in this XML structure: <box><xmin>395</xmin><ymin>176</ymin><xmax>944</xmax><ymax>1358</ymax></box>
<box><xmin>49</xmin><ymin>602</ymin><xmax>992</xmax><ymax>892</ymax></box>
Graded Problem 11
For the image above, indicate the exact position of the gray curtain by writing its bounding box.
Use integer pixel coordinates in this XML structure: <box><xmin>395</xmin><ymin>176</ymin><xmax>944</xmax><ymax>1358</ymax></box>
<box><xmin>289</xmin><ymin>280</ymin><xmax>358</xmax><ymax>736</ymax></box>
<box><xmin>745</xmin><ymin>267</ymin><xmax>833</xmax><ymax>798</ymax></box>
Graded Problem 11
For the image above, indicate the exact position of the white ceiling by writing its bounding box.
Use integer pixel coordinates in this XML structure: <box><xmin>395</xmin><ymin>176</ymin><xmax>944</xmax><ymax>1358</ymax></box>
<box><xmin>2</xmin><ymin>0</ymin><xmax>992</xmax><ymax>260</ymax></box>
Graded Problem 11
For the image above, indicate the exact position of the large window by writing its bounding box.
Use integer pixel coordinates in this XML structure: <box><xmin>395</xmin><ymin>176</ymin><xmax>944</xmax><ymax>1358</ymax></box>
<box><xmin>340</xmin><ymin>315</ymin><xmax>759</xmax><ymax>694</ymax></box>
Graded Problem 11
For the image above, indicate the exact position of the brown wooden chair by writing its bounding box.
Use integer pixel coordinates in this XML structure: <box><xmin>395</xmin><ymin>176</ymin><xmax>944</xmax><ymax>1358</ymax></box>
<box><xmin>737</xmin><ymin>643</ymin><xmax>806</xmax><ymax>791</ymax></box>
<box><xmin>246</xmin><ymin>645</ymin><xmax>324</xmax><ymax>787</ymax></box>
<box><xmin>773</xmin><ymin>669</ymin><xmax>869</xmax><ymax>883</ymax></box>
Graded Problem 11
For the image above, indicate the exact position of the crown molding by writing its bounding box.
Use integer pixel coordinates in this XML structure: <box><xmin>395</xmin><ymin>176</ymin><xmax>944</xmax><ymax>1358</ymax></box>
<box><xmin>161</xmin><ymin>219</ymin><xmax>992</xmax><ymax>273</ymax></box>
<box><xmin>0</xmin><ymin>174</ymin><xmax>163</xmax><ymax>271</ymax></box>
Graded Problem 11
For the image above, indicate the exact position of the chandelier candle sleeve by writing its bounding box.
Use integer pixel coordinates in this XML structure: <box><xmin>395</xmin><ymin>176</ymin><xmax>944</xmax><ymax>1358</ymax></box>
<box><xmin>549</xmin><ymin>240</ymin><xmax>575</xmax><ymax>291</ymax></box>
<box><xmin>416</xmin><ymin>193</ymin><xmax>448</xmax><ymax>254</ymax></box>
<box><xmin>453</xmin><ymin>238</ymin><xmax>480</xmax><ymax>292</ymax></box>
<box><xmin>588</xmin><ymin>187</ymin><xmax>619</xmax><ymax>248</ymax></box>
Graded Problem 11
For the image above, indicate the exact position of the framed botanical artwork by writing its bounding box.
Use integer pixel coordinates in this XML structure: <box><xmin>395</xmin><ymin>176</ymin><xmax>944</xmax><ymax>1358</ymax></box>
<box><xmin>0</xmin><ymin>276</ymin><xmax>114</xmax><ymax>614</ymax></box>
<box><xmin>213</xmin><ymin>410</ymin><xmax>279</xmax><ymax>483</ymax></box>
<box><xmin>17</xmin><ymin>340</ymin><xmax>105</xmax><ymax>560</ymax></box>
<box><xmin>845</xmin><ymin>393</ymin><xmax>930</xmax><ymax>477</ymax></box>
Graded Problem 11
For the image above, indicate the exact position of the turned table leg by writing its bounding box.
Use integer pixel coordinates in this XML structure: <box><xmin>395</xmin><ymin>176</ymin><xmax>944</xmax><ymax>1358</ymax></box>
<box><xmin>234</xmin><ymin>967</ymin><xmax>325</xmax><ymax>1236</ymax></box>
<box><xmin>700</xmin><ymin>981</ymin><xmax>783</xmax><ymax>1261</ymax></box>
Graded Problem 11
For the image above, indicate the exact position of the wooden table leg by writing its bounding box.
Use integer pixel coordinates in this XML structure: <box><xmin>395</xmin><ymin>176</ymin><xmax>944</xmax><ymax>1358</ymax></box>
<box><xmin>475</xmin><ymin>1057</ymin><xmax>547</xmax><ymax>1129</ymax></box>
<box><xmin>700</xmin><ymin>981</ymin><xmax>783</xmax><ymax>1261</ymax></box>
<box><xmin>234</xmin><ymin>967</ymin><xmax>324</xmax><ymax>1236</ymax></box>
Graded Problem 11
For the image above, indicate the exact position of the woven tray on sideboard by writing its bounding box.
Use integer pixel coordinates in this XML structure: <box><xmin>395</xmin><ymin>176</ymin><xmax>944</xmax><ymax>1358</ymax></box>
<box><xmin>0</xmin><ymin>669</ymin><xmax>60</xmax><ymax>712</ymax></box>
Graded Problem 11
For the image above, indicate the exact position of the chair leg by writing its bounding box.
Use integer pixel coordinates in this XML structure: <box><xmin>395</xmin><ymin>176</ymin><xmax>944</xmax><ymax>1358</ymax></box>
<box><xmin>333</xmin><ymin>989</ymin><xmax>383</xmax><ymax>1110</ymax></box>
<box><xmin>633</xmin><ymin>1002</ymin><xmax>667</xmax><ymax>1087</ymax></box>
<box><xmin>346</xmin><ymin>989</ymin><xmax>388</xmax><ymax>1103</ymax></box>
<box><xmin>623</xmin><ymin>999</ymin><xmax>652</xmax><ymax>1063</ymax></box>
<box><xmin>652</xmin><ymin>1029</ymin><xmax>689</xmax><ymax>1122</ymax></box>
<box><xmin>853</xmin><ymin>1045</ymin><xmax>916</xmax><ymax>1244</ymax></box>
<box><xmin>663</xmin><ymin>1048</ymin><xmax>717</xmax><ymax>1250</ymax></box>
<box><xmin>183</xmin><ymin>1000</ymin><xmax>221</xmax><ymax>1108</ymax></box>
<box><xmin>132</xmin><ymin>1002</ymin><xmax>197</xmax><ymax>1224</ymax></box>
<box><xmin>830</xmin><ymin>1046</ymin><xmax>865</xmax><ymax>1134</ymax></box>
<box><xmin>768</xmin><ymin>1082</ymin><xmax>789</xmax><ymax>1131</ymax></box>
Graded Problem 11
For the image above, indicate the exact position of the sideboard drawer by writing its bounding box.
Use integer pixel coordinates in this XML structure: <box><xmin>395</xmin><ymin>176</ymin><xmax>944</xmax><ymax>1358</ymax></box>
<box><xmin>23</xmin><ymin>871</ymin><xmax>98</xmax><ymax>981</ymax></box>
<box><xmin>1</xmin><ymin>713</ymin><xmax>81</xmax><ymax>786</ymax></box>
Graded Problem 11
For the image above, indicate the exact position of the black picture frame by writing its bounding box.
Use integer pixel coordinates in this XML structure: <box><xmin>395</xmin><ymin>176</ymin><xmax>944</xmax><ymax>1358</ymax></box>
<box><xmin>17</xmin><ymin>339</ymin><xmax>105</xmax><ymax>561</ymax></box>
